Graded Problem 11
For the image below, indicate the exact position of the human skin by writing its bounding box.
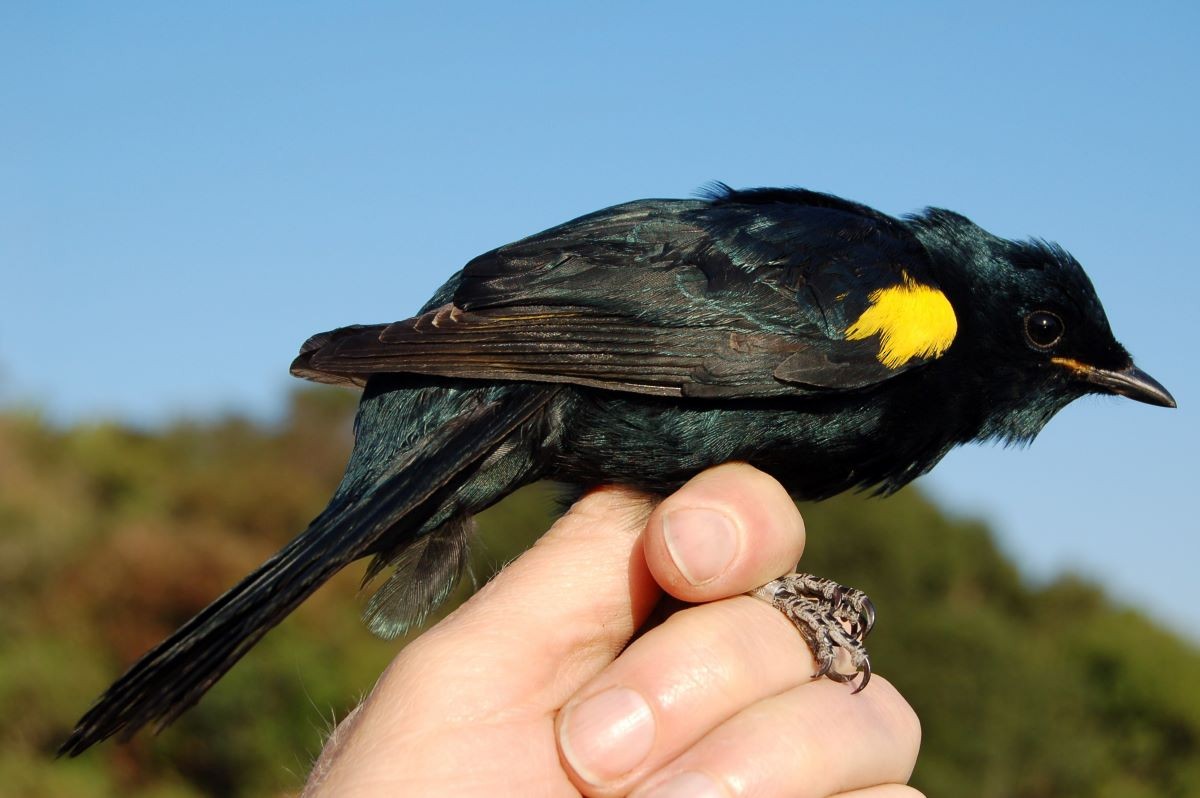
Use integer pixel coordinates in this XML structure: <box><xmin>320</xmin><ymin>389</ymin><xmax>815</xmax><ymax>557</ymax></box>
<box><xmin>303</xmin><ymin>463</ymin><xmax>923</xmax><ymax>797</ymax></box>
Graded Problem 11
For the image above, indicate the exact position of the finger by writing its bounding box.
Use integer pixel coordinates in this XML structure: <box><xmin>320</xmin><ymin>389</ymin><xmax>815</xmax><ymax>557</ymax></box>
<box><xmin>556</xmin><ymin>595</ymin><xmax>818</xmax><ymax>794</ymax></box>
<box><xmin>630</xmin><ymin>676</ymin><xmax>921</xmax><ymax>798</ymax></box>
<box><xmin>830</xmin><ymin>787</ymin><xmax>926</xmax><ymax>798</ymax></box>
<box><xmin>643</xmin><ymin>463</ymin><xmax>806</xmax><ymax>602</ymax></box>
<box><xmin>321</xmin><ymin>487</ymin><xmax>663</xmax><ymax>794</ymax></box>
<box><xmin>374</xmin><ymin>485</ymin><xmax>661</xmax><ymax>717</ymax></box>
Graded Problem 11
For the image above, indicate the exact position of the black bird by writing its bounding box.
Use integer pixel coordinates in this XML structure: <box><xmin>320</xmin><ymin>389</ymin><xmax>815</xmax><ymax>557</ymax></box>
<box><xmin>61</xmin><ymin>184</ymin><xmax>1175</xmax><ymax>754</ymax></box>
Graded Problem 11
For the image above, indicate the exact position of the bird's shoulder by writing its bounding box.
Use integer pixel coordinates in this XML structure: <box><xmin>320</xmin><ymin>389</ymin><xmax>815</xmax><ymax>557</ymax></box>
<box><xmin>453</xmin><ymin>185</ymin><xmax>938</xmax><ymax>337</ymax></box>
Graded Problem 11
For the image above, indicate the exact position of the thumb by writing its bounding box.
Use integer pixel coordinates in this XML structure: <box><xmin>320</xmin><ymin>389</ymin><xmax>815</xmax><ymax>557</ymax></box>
<box><xmin>374</xmin><ymin>486</ymin><xmax>662</xmax><ymax>717</ymax></box>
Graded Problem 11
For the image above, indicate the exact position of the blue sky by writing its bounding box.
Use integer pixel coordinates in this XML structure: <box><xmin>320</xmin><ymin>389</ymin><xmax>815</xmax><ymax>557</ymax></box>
<box><xmin>3</xmin><ymin>3</ymin><xmax>1197</xmax><ymax>636</ymax></box>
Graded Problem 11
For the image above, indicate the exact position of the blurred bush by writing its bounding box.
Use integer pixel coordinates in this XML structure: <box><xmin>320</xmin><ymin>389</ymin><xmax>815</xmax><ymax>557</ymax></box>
<box><xmin>1</xmin><ymin>387</ymin><xmax>1196</xmax><ymax>796</ymax></box>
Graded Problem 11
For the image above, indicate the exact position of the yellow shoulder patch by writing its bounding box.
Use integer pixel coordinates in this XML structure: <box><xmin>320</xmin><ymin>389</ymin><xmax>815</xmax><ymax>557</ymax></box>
<box><xmin>845</xmin><ymin>275</ymin><xmax>957</xmax><ymax>369</ymax></box>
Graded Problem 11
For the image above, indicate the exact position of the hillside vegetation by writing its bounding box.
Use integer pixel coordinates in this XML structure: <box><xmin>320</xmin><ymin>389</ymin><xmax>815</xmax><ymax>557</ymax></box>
<box><xmin>1</xmin><ymin>388</ymin><xmax>1196</xmax><ymax>796</ymax></box>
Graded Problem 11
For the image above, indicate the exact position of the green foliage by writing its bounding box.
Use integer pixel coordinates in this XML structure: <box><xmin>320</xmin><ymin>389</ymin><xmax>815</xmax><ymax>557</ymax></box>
<box><xmin>1</xmin><ymin>388</ymin><xmax>1196</xmax><ymax>796</ymax></box>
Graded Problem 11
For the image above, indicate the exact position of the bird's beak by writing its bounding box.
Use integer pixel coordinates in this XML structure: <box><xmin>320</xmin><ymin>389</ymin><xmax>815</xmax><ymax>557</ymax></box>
<box><xmin>1052</xmin><ymin>358</ymin><xmax>1177</xmax><ymax>408</ymax></box>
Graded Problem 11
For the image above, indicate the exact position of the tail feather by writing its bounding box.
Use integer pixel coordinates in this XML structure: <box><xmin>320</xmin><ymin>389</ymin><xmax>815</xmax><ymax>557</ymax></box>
<box><xmin>59</xmin><ymin>385</ymin><xmax>555</xmax><ymax>755</ymax></box>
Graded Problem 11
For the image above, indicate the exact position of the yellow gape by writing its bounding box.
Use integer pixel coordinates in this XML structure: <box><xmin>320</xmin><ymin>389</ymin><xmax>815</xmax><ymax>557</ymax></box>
<box><xmin>846</xmin><ymin>275</ymin><xmax>958</xmax><ymax>368</ymax></box>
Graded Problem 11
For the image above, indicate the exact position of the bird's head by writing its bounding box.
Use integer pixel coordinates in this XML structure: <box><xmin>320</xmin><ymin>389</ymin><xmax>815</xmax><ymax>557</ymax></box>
<box><xmin>910</xmin><ymin>209</ymin><xmax>1175</xmax><ymax>444</ymax></box>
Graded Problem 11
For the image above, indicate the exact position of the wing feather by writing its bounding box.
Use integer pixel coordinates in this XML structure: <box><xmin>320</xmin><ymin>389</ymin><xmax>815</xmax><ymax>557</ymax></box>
<box><xmin>292</xmin><ymin>188</ymin><xmax>945</xmax><ymax>398</ymax></box>
<box><xmin>297</xmin><ymin>304</ymin><xmax>802</xmax><ymax>396</ymax></box>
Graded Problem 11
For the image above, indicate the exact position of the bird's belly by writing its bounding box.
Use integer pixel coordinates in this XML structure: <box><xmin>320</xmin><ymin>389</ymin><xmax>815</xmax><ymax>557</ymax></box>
<box><xmin>548</xmin><ymin>390</ymin><xmax>896</xmax><ymax>499</ymax></box>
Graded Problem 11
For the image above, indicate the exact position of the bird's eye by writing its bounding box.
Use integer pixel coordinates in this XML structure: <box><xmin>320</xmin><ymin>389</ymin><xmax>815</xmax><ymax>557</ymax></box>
<box><xmin>1024</xmin><ymin>310</ymin><xmax>1064</xmax><ymax>350</ymax></box>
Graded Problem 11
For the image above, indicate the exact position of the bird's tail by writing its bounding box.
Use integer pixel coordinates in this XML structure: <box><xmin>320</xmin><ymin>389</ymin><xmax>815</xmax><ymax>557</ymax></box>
<box><xmin>59</xmin><ymin>384</ymin><xmax>554</xmax><ymax>755</ymax></box>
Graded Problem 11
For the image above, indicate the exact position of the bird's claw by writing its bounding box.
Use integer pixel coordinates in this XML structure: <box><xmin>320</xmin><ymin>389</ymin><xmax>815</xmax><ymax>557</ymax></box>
<box><xmin>752</xmin><ymin>572</ymin><xmax>873</xmax><ymax>692</ymax></box>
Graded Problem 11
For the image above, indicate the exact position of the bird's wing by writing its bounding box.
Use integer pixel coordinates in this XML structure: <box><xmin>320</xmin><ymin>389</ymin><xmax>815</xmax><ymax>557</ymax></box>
<box><xmin>293</xmin><ymin>186</ymin><xmax>958</xmax><ymax>398</ymax></box>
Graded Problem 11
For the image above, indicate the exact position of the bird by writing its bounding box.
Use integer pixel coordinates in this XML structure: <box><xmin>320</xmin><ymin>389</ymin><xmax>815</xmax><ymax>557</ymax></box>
<box><xmin>60</xmin><ymin>183</ymin><xmax>1176</xmax><ymax>755</ymax></box>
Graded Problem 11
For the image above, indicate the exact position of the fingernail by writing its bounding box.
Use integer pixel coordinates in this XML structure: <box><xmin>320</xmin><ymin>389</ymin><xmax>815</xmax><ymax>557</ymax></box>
<box><xmin>559</xmin><ymin>687</ymin><xmax>655</xmax><ymax>785</ymax></box>
<box><xmin>663</xmin><ymin>508</ymin><xmax>739</xmax><ymax>585</ymax></box>
<box><xmin>638</xmin><ymin>771</ymin><xmax>727</xmax><ymax>798</ymax></box>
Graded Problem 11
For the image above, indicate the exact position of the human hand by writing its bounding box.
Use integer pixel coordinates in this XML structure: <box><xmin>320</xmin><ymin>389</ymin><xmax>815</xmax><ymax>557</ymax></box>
<box><xmin>303</xmin><ymin>463</ymin><xmax>922</xmax><ymax>797</ymax></box>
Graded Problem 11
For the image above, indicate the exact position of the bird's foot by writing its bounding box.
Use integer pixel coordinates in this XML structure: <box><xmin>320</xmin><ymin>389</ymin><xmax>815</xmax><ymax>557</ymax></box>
<box><xmin>751</xmin><ymin>572</ymin><xmax>874</xmax><ymax>692</ymax></box>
